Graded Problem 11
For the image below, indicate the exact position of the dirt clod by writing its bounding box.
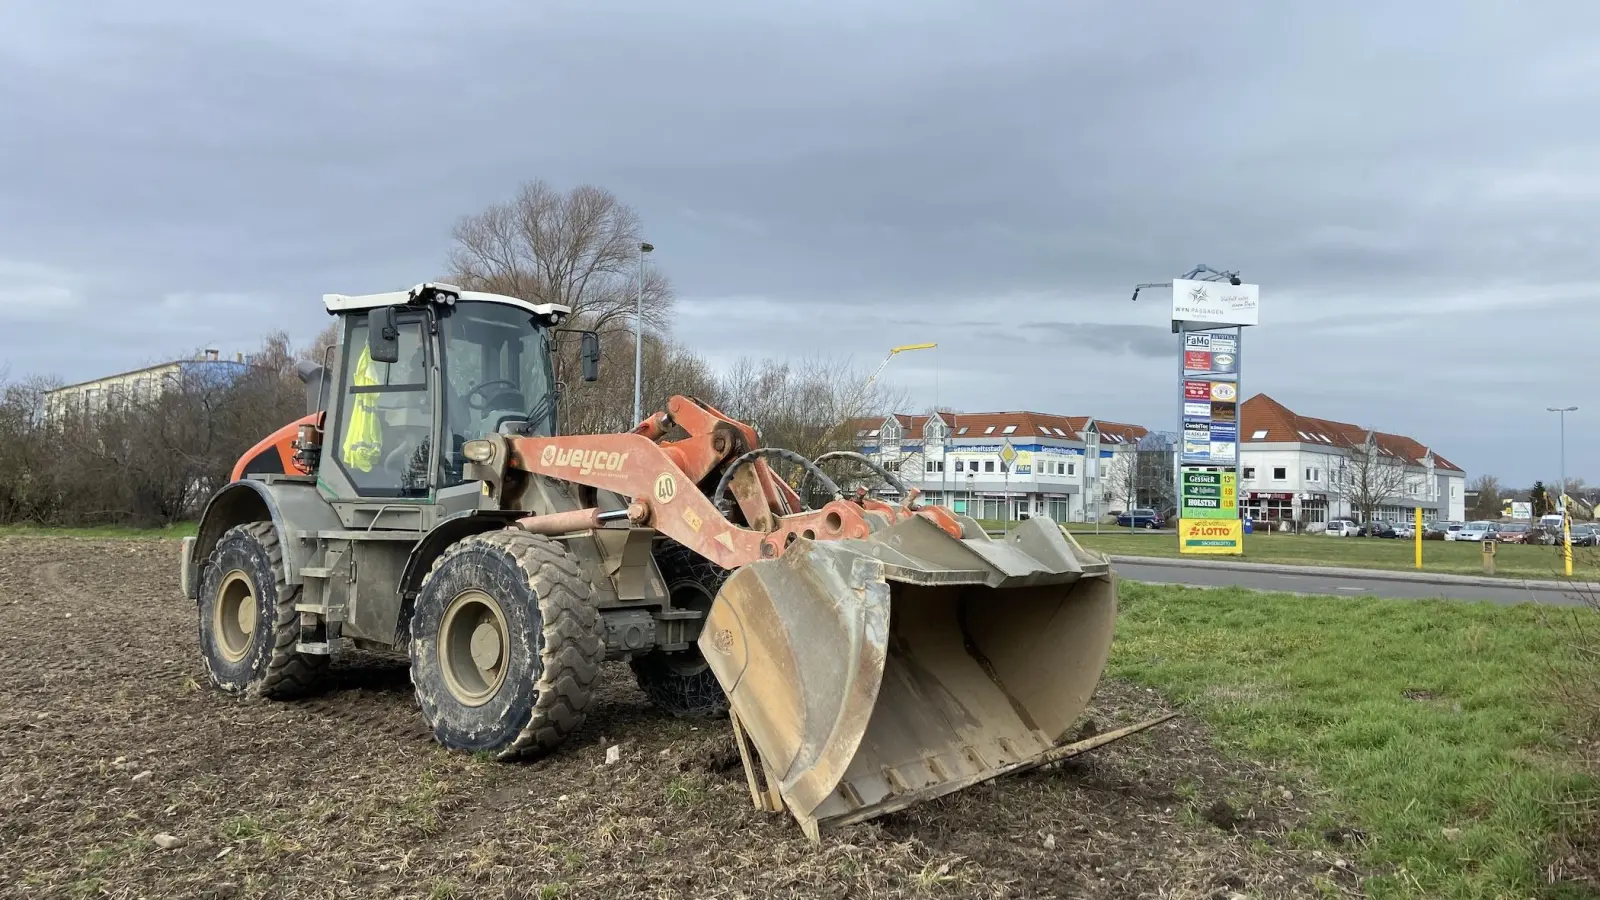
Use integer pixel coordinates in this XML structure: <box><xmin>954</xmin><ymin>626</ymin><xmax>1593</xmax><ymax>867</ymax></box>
<box><xmin>0</xmin><ymin>536</ymin><xmax>1344</xmax><ymax>898</ymax></box>
<box><xmin>1203</xmin><ymin>798</ymin><xmax>1243</xmax><ymax>831</ymax></box>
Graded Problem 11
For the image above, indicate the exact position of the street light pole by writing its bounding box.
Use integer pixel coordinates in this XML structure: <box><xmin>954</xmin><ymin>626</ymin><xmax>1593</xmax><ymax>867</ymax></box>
<box><xmin>1548</xmin><ymin>405</ymin><xmax>1578</xmax><ymax>576</ymax></box>
<box><xmin>633</xmin><ymin>241</ymin><xmax>654</xmax><ymax>424</ymax></box>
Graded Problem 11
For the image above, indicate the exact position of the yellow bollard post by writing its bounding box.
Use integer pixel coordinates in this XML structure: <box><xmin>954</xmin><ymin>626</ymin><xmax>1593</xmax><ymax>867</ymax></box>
<box><xmin>1482</xmin><ymin>539</ymin><xmax>1496</xmax><ymax>575</ymax></box>
<box><xmin>1414</xmin><ymin>506</ymin><xmax>1423</xmax><ymax>569</ymax></box>
<box><xmin>1562</xmin><ymin>503</ymin><xmax>1573</xmax><ymax>578</ymax></box>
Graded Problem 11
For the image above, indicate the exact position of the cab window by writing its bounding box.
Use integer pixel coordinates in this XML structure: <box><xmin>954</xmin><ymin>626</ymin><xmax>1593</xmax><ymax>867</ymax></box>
<box><xmin>437</xmin><ymin>300</ymin><xmax>555</xmax><ymax>487</ymax></box>
<box><xmin>334</xmin><ymin>311</ymin><xmax>432</xmax><ymax>497</ymax></box>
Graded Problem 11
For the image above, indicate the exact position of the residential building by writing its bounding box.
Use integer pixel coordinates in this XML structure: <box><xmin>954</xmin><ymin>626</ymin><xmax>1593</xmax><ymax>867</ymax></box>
<box><xmin>849</xmin><ymin>411</ymin><xmax>1149</xmax><ymax>522</ymax></box>
<box><xmin>1240</xmin><ymin>394</ymin><xmax>1466</xmax><ymax>526</ymax></box>
<box><xmin>44</xmin><ymin>350</ymin><xmax>250</xmax><ymax>421</ymax></box>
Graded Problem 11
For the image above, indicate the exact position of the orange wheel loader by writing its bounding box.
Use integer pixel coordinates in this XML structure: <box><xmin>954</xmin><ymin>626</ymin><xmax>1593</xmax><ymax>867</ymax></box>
<box><xmin>180</xmin><ymin>282</ymin><xmax>1122</xmax><ymax>838</ymax></box>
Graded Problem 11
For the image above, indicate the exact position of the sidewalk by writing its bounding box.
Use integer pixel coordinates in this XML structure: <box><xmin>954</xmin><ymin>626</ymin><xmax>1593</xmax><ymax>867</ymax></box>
<box><xmin>1107</xmin><ymin>554</ymin><xmax>1600</xmax><ymax>593</ymax></box>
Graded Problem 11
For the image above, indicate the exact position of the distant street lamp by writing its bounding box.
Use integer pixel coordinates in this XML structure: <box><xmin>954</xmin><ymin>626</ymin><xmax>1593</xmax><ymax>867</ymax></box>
<box><xmin>1547</xmin><ymin>405</ymin><xmax>1577</xmax><ymax>577</ymax></box>
<box><xmin>632</xmin><ymin>241</ymin><xmax>654</xmax><ymax>424</ymax></box>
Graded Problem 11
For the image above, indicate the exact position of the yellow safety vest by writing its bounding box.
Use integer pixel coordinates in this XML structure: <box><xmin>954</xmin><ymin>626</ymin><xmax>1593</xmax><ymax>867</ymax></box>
<box><xmin>342</xmin><ymin>345</ymin><xmax>383</xmax><ymax>472</ymax></box>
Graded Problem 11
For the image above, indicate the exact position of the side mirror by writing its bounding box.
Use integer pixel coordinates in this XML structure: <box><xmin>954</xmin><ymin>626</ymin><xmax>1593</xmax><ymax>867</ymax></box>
<box><xmin>368</xmin><ymin>306</ymin><xmax>400</xmax><ymax>364</ymax></box>
<box><xmin>580</xmin><ymin>331</ymin><xmax>600</xmax><ymax>382</ymax></box>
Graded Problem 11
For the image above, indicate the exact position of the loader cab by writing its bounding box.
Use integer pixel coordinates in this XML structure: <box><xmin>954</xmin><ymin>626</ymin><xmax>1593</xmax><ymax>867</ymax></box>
<box><xmin>317</xmin><ymin>284</ymin><xmax>576</xmax><ymax>528</ymax></box>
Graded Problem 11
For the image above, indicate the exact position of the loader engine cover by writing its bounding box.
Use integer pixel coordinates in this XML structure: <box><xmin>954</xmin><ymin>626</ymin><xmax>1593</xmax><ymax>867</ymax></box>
<box><xmin>697</xmin><ymin>515</ymin><xmax>1117</xmax><ymax>834</ymax></box>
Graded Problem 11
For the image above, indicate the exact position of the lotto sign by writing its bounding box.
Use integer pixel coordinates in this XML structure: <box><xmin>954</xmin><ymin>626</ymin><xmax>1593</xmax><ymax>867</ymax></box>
<box><xmin>1178</xmin><ymin>518</ymin><xmax>1244</xmax><ymax>554</ymax></box>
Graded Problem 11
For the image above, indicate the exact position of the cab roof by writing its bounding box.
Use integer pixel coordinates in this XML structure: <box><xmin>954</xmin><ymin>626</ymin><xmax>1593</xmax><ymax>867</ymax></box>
<box><xmin>322</xmin><ymin>282</ymin><xmax>572</xmax><ymax>324</ymax></box>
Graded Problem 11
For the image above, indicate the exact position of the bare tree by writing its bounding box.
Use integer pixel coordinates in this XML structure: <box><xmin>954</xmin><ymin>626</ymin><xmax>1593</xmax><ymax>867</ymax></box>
<box><xmin>1468</xmin><ymin>474</ymin><xmax>1502</xmax><ymax>519</ymax></box>
<box><xmin>1101</xmin><ymin>451</ymin><xmax>1138</xmax><ymax>515</ymax></box>
<box><xmin>1337</xmin><ymin>434</ymin><xmax>1410</xmax><ymax>531</ymax></box>
<box><xmin>448</xmin><ymin>180</ymin><xmax>672</xmax><ymax>337</ymax></box>
<box><xmin>448</xmin><ymin>180</ymin><xmax>678</xmax><ymax>432</ymax></box>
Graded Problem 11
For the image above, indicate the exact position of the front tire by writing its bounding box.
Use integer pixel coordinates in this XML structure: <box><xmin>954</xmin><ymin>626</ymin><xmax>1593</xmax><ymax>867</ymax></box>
<box><xmin>197</xmin><ymin>522</ymin><xmax>327</xmax><ymax>698</ymax></box>
<box><xmin>630</xmin><ymin>543</ymin><xmax>730</xmax><ymax>719</ymax></box>
<box><xmin>409</xmin><ymin>531</ymin><xmax>603</xmax><ymax>760</ymax></box>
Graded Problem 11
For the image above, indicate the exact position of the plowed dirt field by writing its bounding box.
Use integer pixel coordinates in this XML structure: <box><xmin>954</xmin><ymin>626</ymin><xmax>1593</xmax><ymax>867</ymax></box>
<box><xmin>0</xmin><ymin>537</ymin><xmax>1346</xmax><ymax>899</ymax></box>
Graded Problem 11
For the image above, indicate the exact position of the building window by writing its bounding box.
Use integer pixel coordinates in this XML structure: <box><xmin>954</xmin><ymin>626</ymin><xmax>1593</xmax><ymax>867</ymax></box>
<box><xmin>866</xmin><ymin>429</ymin><xmax>879</xmax><ymax>437</ymax></box>
<box><xmin>1251</xmin><ymin>430</ymin><xmax>1268</xmax><ymax>439</ymax></box>
<box><xmin>1067</xmin><ymin>463</ymin><xmax>1075</xmax><ymax>476</ymax></box>
<box><xmin>925</xmin><ymin>460</ymin><xmax>944</xmax><ymax>473</ymax></box>
<box><xmin>1002</xmin><ymin>425</ymin><xmax>1017</xmax><ymax>434</ymax></box>
<box><xmin>957</xmin><ymin>426</ymin><xmax>968</xmax><ymax>435</ymax></box>
<box><xmin>1306</xmin><ymin>468</ymin><xmax>1320</xmax><ymax>481</ymax></box>
<box><xmin>984</xmin><ymin>426</ymin><xmax>996</xmax><ymax>435</ymax></box>
<box><xmin>1272</xmin><ymin>467</ymin><xmax>1287</xmax><ymax>480</ymax></box>
<box><xmin>984</xmin><ymin>460</ymin><xmax>995</xmax><ymax>473</ymax></box>
<box><xmin>954</xmin><ymin>460</ymin><xmax>964</xmax><ymax>472</ymax></box>
<box><xmin>1243</xmin><ymin>467</ymin><xmax>1256</xmax><ymax>479</ymax></box>
<box><xmin>1451</xmin><ymin>484</ymin><xmax>1459</xmax><ymax>498</ymax></box>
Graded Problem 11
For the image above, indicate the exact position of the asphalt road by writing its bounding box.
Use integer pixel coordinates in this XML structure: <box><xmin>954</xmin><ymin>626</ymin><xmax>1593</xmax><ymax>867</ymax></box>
<box><xmin>1115</xmin><ymin>560</ymin><xmax>1591</xmax><ymax>607</ymax></box>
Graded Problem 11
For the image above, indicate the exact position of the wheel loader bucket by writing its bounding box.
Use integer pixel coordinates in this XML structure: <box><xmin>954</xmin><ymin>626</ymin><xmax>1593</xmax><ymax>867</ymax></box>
<box><xmin>697</xmin><ymin>514</ymin><xmax>1117</xmax><ymax>837</ymax></box>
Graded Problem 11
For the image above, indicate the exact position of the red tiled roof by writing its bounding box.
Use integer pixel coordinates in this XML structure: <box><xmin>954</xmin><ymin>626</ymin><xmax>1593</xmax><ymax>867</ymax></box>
<box><xmin>850</xmin><ymin>412</ymin><xmax>1148</xmax><ymax>445</ymax></box>
<box><xmin>1240</xmin><ymin>394</ymin><xmax>1463</xmax><ymax>472</ymax></box>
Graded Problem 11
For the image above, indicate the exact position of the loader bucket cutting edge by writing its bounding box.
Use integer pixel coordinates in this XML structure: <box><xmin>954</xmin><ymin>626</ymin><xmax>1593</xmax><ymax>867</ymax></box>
<box><xmin>696</xmin><ymin>515</ymin><xmax>1118</xmax><ymax>834</ymax></box>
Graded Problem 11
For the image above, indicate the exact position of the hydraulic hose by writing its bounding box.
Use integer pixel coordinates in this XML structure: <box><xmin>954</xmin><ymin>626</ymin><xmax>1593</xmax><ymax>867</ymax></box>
<box><xmin>809</xmin><ymin>450</ymin><xmax>911</xmax><ymax>497</ymax></box>
<box><xmin>713</xmin><ymin>448</ymin><xmax>843</xmax><ymax>513</ymax></box>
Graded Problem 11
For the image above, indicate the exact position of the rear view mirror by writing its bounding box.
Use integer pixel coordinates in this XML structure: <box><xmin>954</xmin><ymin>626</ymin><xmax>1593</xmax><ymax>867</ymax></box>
<box><xmin>580</xmin><ymin>331</ymin><xmax>600</xmax><ymax>382</ymax></box>
<box><xmin>368</xmin><ymin>307</ymin><xmax>400</xmax><ymax>364</ymax></box>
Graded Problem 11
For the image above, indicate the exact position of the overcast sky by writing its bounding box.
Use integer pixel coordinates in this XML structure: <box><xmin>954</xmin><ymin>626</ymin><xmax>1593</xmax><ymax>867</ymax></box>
<box><xmin>3</xmin><ymin>1</ymin><xmax>1596</xmax><ymax>486</ymax></box>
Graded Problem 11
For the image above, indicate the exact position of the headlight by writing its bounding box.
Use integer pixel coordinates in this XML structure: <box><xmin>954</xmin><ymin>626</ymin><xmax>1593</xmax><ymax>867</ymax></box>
<box><xmin>462</xmin><ymin>439</ymin><xmax>496</xmax><ymax>463</ymax></box>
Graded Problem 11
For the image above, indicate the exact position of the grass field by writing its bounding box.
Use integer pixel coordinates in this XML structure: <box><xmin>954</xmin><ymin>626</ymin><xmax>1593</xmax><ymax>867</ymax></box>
<box><xmin>1112</xmin><ymin>583</ymin><xmax>1598</xmax><ymax>899</ymax></box>
<box><xmin>1073</xmin><ymin>529</ymin><xmax>1599</xmax><ymax>581</ymax></box>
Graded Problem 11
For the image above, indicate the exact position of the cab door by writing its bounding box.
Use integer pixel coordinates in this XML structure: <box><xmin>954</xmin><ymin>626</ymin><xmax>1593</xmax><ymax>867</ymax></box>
<box><xmin>319</xmin><ymin>307</ymin><xmax>438</xmax><ymax>530</ymax></box>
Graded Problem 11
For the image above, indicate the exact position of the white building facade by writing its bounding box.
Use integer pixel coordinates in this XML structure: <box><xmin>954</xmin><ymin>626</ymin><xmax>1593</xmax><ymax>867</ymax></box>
<box><xmin>1240</xmin><ymin>394</ymin><xmax>1466</xmax><ymax>527</ymax></box>
<box><xmin>850</xmin><ymin>411</ymin><xmax>1148</xmax><ymax>523</ymax></box>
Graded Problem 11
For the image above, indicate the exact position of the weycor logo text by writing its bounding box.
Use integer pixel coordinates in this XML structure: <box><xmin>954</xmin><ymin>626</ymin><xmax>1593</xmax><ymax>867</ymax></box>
<box><xmin>539</xmin><ymin>445</ymin><xmax>630</xmax><ymax>475</ymax></box>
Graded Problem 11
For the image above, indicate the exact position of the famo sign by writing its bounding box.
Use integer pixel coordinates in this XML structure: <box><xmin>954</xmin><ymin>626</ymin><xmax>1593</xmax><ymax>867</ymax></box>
<box><xmin>1178</xmin><ymin>519</ymin><xmax>1243</xmax><ymax>555</ymax></box>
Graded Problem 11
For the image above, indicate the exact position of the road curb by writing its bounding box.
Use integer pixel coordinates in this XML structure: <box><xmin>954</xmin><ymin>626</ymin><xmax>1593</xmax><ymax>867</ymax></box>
<box><xmin>1107</xmin><ymin>554</ymin><xmax>1600</xmax><ymax>593</ymax></box>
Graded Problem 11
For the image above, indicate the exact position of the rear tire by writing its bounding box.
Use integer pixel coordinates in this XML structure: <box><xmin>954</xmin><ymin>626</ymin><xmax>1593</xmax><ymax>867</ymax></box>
<box><xmin>409</xmin><ymin>530</ymin><xmax>602</xmax><ymax>760</ymax></box>
<box><xmin>630</xmin><ymin>543</ymin><xmax>730</xmax><ymax>718</ymax></box>
<box><xmin>197</xmin><ymin>522</ymin><xmax>327</xmax><ymax>699</ymax></box>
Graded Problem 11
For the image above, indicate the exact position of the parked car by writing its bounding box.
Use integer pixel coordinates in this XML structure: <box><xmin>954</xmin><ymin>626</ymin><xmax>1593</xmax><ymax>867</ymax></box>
<box><xmin>1569</xmin><ymin>523</ymin><xmax>1598</xmax><ymax>547</ymax></box>
<box><xmin>1325</xmin><ymin>519</ymin><xmax>1359</xmax><ymax>537</ymax></box>
<box><xmin>1495</xmin><ymin>523</ymin><xmax>1531</xmax><ymax>544</ymax></box>
<box><xmin>1114</xmin><ymin>508</ymin><xmax>1165</xmax><ymax>529</ymax></box>
<box><xmin>1440</xmin><ymin>522</ymin><xmax>1465</xmax><ymax>541</ymax></box>
<box><xmin>1358</xmin><ymin>521</ymin><xmax>1396</xmax><ymax>538</ymax></box>
<box><xmin>1456</xmin><ymin>521</ymin><xmax>1501</xmax><ymax>542</ymax></box>
<box><xmin>1390</xmin><ymin>522</ymin><xmax>1415</xmax><ymax>539</ymax></box>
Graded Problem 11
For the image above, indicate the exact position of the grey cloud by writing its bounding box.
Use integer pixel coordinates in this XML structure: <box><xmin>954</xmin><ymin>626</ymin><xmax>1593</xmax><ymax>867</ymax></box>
<box><xmin>1034</xmin><ymin>323</ymin><xmax>1173</xmax><ymax>360</ymax></box>
<box><xmin>2</xmin><ymin>0</ymin><xmax>1598</xmax><ymax>484</ymax></box>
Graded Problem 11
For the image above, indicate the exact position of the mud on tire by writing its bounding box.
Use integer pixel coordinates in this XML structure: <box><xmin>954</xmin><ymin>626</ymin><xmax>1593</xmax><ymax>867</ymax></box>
<box><xmin>197</xmin><ymin>522</ymin><xmax>328</xmax><ymax>699</ymax></box>
<box><xmin>409</xmin><ymin>530</ymin><xmax>603</xmax><ymax>760</ymax></box>
<box><xmin>630</xmin><ymin>542</ymin><xmax>730</xmax><ymax>718</ymax></box>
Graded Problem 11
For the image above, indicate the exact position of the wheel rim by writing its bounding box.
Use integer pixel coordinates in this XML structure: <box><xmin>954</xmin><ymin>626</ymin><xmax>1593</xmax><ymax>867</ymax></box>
<box><xmin>439</xmin><ymin>589</ymin><xmax>511</xmax><ymax>707</ymax></box>
<box><xmin>214</xmin><ymin>569</ymin><xmax>257</xmax><ymax>664</ymax></box>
